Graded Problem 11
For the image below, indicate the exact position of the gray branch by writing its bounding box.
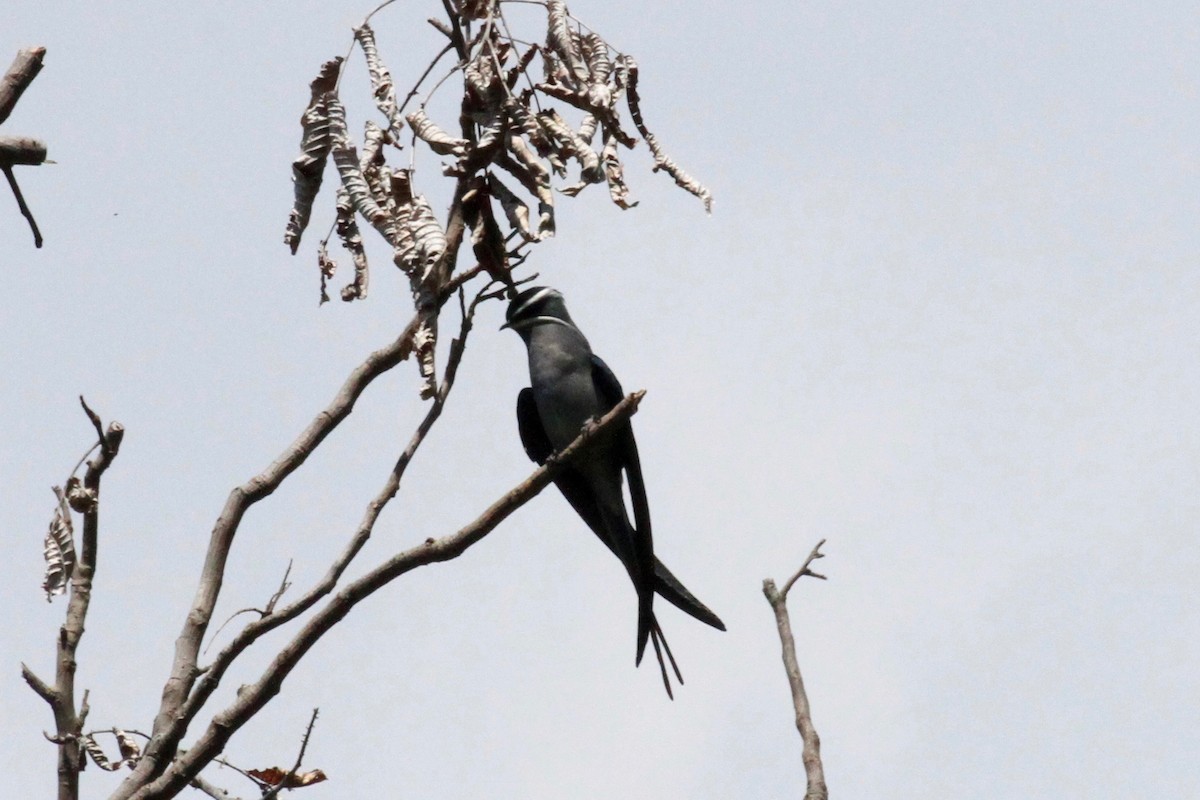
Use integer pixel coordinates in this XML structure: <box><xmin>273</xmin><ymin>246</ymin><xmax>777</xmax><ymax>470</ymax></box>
<box><xmin>763</xmin><ymin>539</ymin><xmax>829</xmax><ymax>800</ymax></box>
<box><xmin>0</xmin><ymin>47</ymin><xmax>48</xmax><ymax>248</ymax></box>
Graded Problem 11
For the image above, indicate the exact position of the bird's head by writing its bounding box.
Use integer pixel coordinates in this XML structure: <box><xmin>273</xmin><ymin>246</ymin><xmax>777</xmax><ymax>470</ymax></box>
<box><xmin>500</xmin><ymin>285</ymin><xmax>575</xmax><ymax>334</ymax></box>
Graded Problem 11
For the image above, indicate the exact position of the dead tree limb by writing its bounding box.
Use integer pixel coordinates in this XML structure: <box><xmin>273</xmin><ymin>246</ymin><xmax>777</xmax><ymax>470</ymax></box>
<box><xmin>22</xmin><ymin>400</ymin><xmax>124</xmax><ymax>800</ymax></box>
<box><xmin>0</xmin><ymin>47</ymin><xmax>48</xmax><ymax>247</ymax></box>
<box><xmin>763</xmin><ymin>539</ymin><xmax>829</xmax><ymax>800</ymax></box>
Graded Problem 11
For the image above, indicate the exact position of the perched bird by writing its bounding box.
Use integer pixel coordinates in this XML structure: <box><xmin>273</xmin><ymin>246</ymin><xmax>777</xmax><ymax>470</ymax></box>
<box><xmin>502</xmin><ymin>285</ymin><xmax>725</xmax><ymax>697</ymax></box>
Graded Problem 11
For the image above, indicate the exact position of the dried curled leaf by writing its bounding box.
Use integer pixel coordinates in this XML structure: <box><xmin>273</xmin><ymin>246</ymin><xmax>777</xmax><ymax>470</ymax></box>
<box><xmin>580</xmin><ymin>33</ymin><xmax>612</xmax><ymax>85</ymax></box>
<box><xmin>458</xmin><ymin>0</ymin><xmax>494</xmax><ymax>20</ymax></box>
<box><xmin>335</xmin><ymin>188</ymin><xmax>369</xmax><ymax>302</ymax></box>
<box><xmin>354</xmin><ymin>24</ymin><xmax>403</xmax><ymax>139</ymax></box>
<box><xmin>506</xmin><ymin>44</ymin><xmax>539</xmax><ymax>91</ymax></box>
<box><xmin>317</xmin><ymin>243</ymin><xmax>337</xmax><ymax>305</ymax></box>
<box><xmin>114</xmin><ymin>729</ymin><xmax>141</xmax><ymax>763</ymax></box>
<box><xmin>42</xmin><ymin>489</ymin><xmax>76</xmax><ymax>601</ymax></box>
<box><xmin>393</xmin><ymin>195</ymin><xmax>448</xmax><ymax>284</ymax></box>
<box><xmin>248</xmin><ymin>767</ymin><xmax>329</xmax><ymax>789</ymax></box>
<box><xmin>412</xmin><ymin>320</ymin><xmax>438</xmax><ymax>400</ymax></box>
<box><xmin>645</xmin><ymin>132</ymin><xmax>713</xmax><ymax>213</ymax></box>
<box><xmin>327</xmin><ymin>96</ymin><xmax>394</xmax><ymax>239</ymax></box>
<box><xmin>65</xmin><ymin>475</ymin><xmax>97</xmax><ymax>513</ymax></box>
<box><xmin>499</xmin><ymin>136</ymin><xmax>555</xmax><ymax>238</ymax></box>
<box><xmin>487</xmin><ymin>172</ymin><xmax>537</xmax><ymax>241</ymax></box>
<box><xmin>284</xmin><ymin>58</ymin><xmax>343</xmax><ymax>254</ymax></box>
<box><xmin>537</xmin><ymin>108</ymin><xmax>602</xmax><ymax>183</ymax></box>
<box><xmin>406</xmin><ymin>108</ymin><xmax>468</xmax><ymax>157</ymax></box>
<box><xmin>463</xmin><ymin>182</ymin><xmax>508</xmax><ymax>282</ymax></box>
<box><xmin>617</xmin><ymin>56</ymin><xmax>712</xmax><ymax>212</ymax></box>
<box><xmin>546</xmin><ymin>0</ymin><xmax>589</xmax><ymax>86</ymax></box>
<box><xmin>82</xmin><ymin>734</ymin><xmax>137</xmax><ymax>771</ymax></box>
<box><xmin>602</xmin><ymin>133</ymin><xmax>637</xmax><ymax>209</ymax></box>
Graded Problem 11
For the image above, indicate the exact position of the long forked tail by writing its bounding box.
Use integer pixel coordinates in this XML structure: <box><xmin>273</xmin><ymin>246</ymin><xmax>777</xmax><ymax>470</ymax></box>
<box><xmin>647</xmin><ymin>616</ymin><xmax>684</xmax><ymax>699</ymax></box>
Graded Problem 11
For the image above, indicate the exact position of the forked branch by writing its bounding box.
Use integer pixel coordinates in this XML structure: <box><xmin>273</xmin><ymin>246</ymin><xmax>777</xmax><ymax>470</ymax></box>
<box><xmin>0</xmin><ymin>47</ymin><xmax>49</xmax><ymax>247</ymax></box>
<box><xmin>763</xmin><ymin>539</ymin><xmax>829</xmax><ymax>800</ymax></box>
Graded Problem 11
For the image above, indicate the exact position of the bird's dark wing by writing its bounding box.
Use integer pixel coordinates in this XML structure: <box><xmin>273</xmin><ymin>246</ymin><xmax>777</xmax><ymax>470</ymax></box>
<box><xmin>589</xmin><ymin>357</ymin><xmax>725</xmax><ymax>633</ymax></box>
<box><xmin>516</xmin><ymin>387</ymin><xmax>553</xmax><ymax>465</ymax></box>
<box><xmin>590</xmin><ymin>355</ymin><xmax>658</xmax><ymax>666</ymax></box>
<box><xmin>589</xmin><ymin>355</ymin><xmax>652</xmax><ymax>550</ymax></box>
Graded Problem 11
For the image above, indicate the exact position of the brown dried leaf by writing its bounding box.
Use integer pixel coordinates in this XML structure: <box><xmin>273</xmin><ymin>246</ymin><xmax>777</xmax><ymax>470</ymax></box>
<box><xmin>248</xmin><ymin>767</ymin><xmax>329</xmax><ymax>789</ymax></box>
<box><xmin>317</xmin><ymin>243</ymin><xmax>337</xmax><ymax>305</ymax></box>
<box><xmin>64</xmin><ymin>475</ymin><xmax>96</xmax><ymax>513</ymax></box>
<box><xmin>393</xmin><ymin>195</ymin><xmax>447</xmax><ymax>284</ymax></box>
<box><xmin>500</xmin><ymin>136</ymin><xmax>555</xmax><ymax>238</ymax></box>
<box><xmin>284</xmin><ymin>59</ymin><xmax>343</xmax><ymax>254</ymax></box>
<box><xmin>645</xmin><ymin>133</ymin><xmax>713</xmax><ymax>213</ymax></box>
<box><xmin>113</xmin><ymin>729</ymin><xmax>141</xmax><ymax>763</ymax></box>
<box><xmin>406</xmin><ymin>108</ymin><xmax>468</xmax><ymax>157</ymax></box>
<box><xmin>487</xmin><ymin>173</ymin><xmax>536</xmax><ymax>241</ymax></box>
<box><xmin>506</xmin><ymin>44</ymin><xmax>539</xmax><ymax>90</ymax></box>
<box><xmin>354</xmin><ymin>24</ymin><xmax>403</xmax><ymax>139</ymax></box>
<box><xmin>335</xmin><ymin>188</ymin><xmax>369</xmax><ymax>302</ymax></box>
<box><xmin>459</xmin><ymin>0</ymin><xmax>494</xmax><ymax>20</ymax></box>
<box><xmin>412</xmin><ymin>321</ymin><xmax>438</xmax><ymax>400</ymax></box>
<box><xmin>42</xmin><ymin>488</ymin><xmax>75</xmax><ymax>601</ymax></box>
<box><xmin>546</xmin><ymin>0</ymin><xmax>589</xmax><ymax>87</ymax></box>
<box><xmin>463</xmin><ymin>182</ymin><xmax>508</xmax><ymax>281</ymax></box>
<box><xmin>82</xmin><ymin>735</ymin><xmax>123</xmax><ymax>772</ymax></box>
<box><xmin>537</xmin><ymin>108</ymin><xmax>602</xmax><ymax>183</ymax></box>
<box><xmin>616</xmin><ymin>56</ymin><xmax>712</xmax><ymax>212</ymax></box>
<box><xmin>327</xmin><ymin>96</ymin><xmax>394</xmax><ymax>239</ymax></box>
<box><xmin>603</xmin><ymin>132</ymin><xmax>637</xmax><ymax>209</ymax></box>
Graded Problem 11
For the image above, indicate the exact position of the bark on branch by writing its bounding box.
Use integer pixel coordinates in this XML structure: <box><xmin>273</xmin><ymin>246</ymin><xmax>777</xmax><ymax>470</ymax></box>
<box><xmin>763</xmin><ymin>539</ymin><xmax>829</xmax><ymax>800</ymax></box>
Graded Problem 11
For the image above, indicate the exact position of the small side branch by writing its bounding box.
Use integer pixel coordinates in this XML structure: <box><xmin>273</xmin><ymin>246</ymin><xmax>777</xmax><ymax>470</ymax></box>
<box><xmin>260</xmin><ymin>708</ymin><xmax>321</xmax><ymax>800</ymax></box>
<box><xmin>762</xmin><ymin>539</ymin><xmax>829</xmax><ymax>800</ymax></box>
<box><xmin>2</xmin><ymin>159</ymin><xmax>43</xmax><ymax>247</ymax></box>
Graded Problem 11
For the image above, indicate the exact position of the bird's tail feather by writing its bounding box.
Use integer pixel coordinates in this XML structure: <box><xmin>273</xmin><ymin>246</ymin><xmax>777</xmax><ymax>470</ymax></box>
<box><xmin>648</xmin><ymin>616</ymin><xmax>683</xmax><ymax>700</ymax></box>
<box><xmin>654</xmin><ymin>560</ymin><xmax>726</xmax><ymax>631</ymax></box>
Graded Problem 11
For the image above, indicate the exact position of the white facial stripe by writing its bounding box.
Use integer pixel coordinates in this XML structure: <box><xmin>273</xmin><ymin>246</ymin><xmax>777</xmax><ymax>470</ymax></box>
<box><xmin>511</xmin><ymin>314</ymin><xmax>573</xmax><ymax>331</ymax></box>
<box><xmin>511</xmin><ymin>287</ymin><xmax>559</xmax><ymax>319</ymax></box>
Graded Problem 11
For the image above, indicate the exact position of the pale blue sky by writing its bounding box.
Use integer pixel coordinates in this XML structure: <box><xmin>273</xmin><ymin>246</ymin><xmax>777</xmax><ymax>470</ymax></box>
<box><xmin>3</xmin><ymin>2</ymin><xmax>1197</xmax><ymax>798</ymax></box>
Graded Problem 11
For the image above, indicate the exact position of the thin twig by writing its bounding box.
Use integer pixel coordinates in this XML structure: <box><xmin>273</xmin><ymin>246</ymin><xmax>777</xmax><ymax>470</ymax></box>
<box><xmin>3</xmin><ymin>163</ymin><xmax>43</xmax><ymax>247</ymax></box>
<box><xmin>781</xmin><ymin>538</ymin><xmax>827</xmax><ymax>598</ymax></box>
<box><xmin>260</xmin><ymin>708</ymin><xmax>320</xmax><ymax>800</ymax></box>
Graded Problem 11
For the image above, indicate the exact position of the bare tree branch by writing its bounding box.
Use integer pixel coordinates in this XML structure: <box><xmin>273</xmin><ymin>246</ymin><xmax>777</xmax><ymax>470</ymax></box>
<box><xmin>125</xmin><ymin>390</ymin><xmax>647</xmax><ymax>800</ymax></box>
<box><xmin>21</xmin><ymin>404</ymin><xmax>124</xmax><ymax>800</ymax></box>
<box><xmin>763</xmin><ymin>539</ymin><xmax>829</xmax><ymax>800</ymax></box>
<box><xmin>0</xmin><ymin>47</ymin><xmax>45</xmax><ymax>124</ymax></box>
<box><xmin>150</xmin><ymin>285</ymin><xmax>493</xmax><ymax>783</ymax></box>
<box><xmin>125</xmin><ymin>314</ymin><xmax>425</xmax><ymax>791</ymax></box>
<box><xmin>1</xmin><ymin>48</ymin><xmax>49</xmax><ymax>248</ymax></box>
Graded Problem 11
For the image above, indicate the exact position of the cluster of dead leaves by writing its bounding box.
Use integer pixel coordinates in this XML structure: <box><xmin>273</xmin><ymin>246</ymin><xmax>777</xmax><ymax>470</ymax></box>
<box><xmin>283</xmin><ymin>1</ymin><xmax>710</xmax><ymax>398</ymax></box>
